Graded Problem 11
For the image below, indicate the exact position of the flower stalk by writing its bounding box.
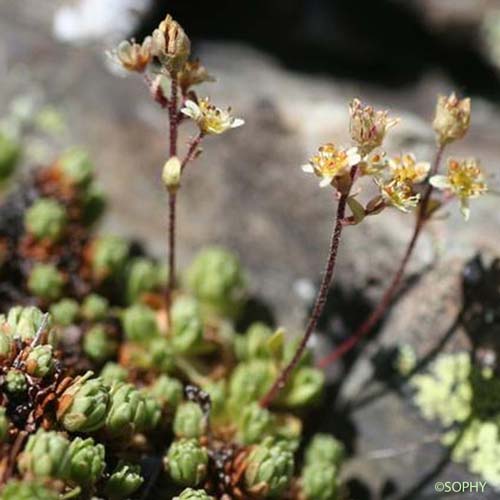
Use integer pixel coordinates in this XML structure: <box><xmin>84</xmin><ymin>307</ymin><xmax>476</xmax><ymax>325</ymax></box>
<box><xmin>260</xmin><ymin>167</ymin><xmax>357</xmax><ymax>408</ymax></box>
<box><xmin>317</xmin><ymin>144</ymin><xmax>445</xmax><ymax>369</ymax></box>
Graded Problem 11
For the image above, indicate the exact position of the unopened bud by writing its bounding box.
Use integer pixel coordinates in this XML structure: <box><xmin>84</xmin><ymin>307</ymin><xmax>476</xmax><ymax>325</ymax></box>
<box><xmin>432</xmin><ymin>93</ymin><xmax>471</xmax><ymax>145</ymax></box>
<box><xmin>162</xmin><ymin>156</ymin><xmax>182</xmax><ymax>193</ymax></box>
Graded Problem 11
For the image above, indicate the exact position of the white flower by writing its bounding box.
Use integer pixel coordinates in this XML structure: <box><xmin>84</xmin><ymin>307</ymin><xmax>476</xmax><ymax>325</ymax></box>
<box><xmin>376</xmin><ymin>179</ymin><xmax>420</xmax><ymax>213</ymax></box>
<box><xmin>181</xmin><ymin>98</ymin><xmax>244</xmax><ymax>135</ymax></box>
<box><xmin>302</xmin><ymin>143</ymin><xmax>361</xmax><ymax>188</ymax></box>
<box><xmin>389</xmin><ymin>154</ymin><xmax>430</xmax><ymax>184</ymax></box>
<box><xmin>430</xmin><ymin>158</ymin><xmax>487</xmax><ymax>220</ymax></box>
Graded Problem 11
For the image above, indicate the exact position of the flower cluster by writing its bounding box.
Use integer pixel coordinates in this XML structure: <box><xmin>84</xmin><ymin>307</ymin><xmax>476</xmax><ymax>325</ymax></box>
<box><xmin>301</xmin><ymin>93</ymin><xmax>487</xmax><ymax>220</ymax></box>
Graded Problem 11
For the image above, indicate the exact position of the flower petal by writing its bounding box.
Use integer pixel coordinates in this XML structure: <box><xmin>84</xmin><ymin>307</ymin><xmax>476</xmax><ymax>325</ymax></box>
<box><xmin>429</xmin><ymin>175</ymin><xmax>451</xmax><ymax>190</ymax></box>
<box><xmin>301</xmin><ymin>164</ymin><xmax>314</xmax><ymax>173</ymax></box>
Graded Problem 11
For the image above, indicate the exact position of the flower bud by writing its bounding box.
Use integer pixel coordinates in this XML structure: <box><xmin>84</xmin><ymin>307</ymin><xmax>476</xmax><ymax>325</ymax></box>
<box><xmin>91</xmin><ymin>236</ymin><xmax>129</xmax><ymax>280</ymax></box>
<box><xmin>57</xmin><ymin>372</ymin><xmax>110</xmax><ymax>433</ymax></box>
<box><xmin>100</xmin><ymin>362</ymin><xmax>128</xmax><ymax>386</ymax></box>
<box><xmin>151</xmin><ymin>15</ymin><xmax>191</xmax><ymax>73</ymax></box>
<box><xmin>0</xmin><ymin>132</ymin><xmax>21</xmax><ymax>183</ymax></box>
<box><xmin>146</xmin><ymin>374</ymin><xmax>183</xmax><ymax>410</ymax></box>
<box><xmin>18</xmin><ymin>429</ymin><xmax>69</xmax><ymax>479</ymax></box>
<box><xmin>62</xmin><ymin>436</ymin><xmax>105</xmax><ymax>487</ymax></box>
<box><xmin>173</xmin><ymin>402</ymin><xmax>207</xmax><ymax>439</ymax></box>
<box><xmin>237</xmin><ymin>402</ymin><xmax>274</xmax><ymax>445</ymax></box>
<box><xmin>164</xmin><ymin>438</ymin><xmax>208</xmax><ymax>487</ymax></box>
<box><xmin>174</xmin><ymin>488</ymin><xmax>214</xmax><ymax>500</ymax></box>
<box><xmin>27</xmin><ymin>263</ymin><xmax>64</xmax><ymax>301</ymax></box>
<box><xmin>81</xmin><ymin>293</ymin><xmax>109</xmax><ymax>321</ymax></box>
<box><xmin>186</xmin><ymin>247</ymin><xmax>247</xmax><ymax>319</ymax></box>
<box><xmin>278</xmin><ymin>367</ymin><xmax>325</xmax><ymax>408</ymax></box>
<box><xmin>125</xmin><ymin>257</ymin><xmax>159</xmax><ymax>304</ymax></box>
<box><xmin>0</xmin><ymin>480</ymin><xmax>58</xmax><ymax>500</ymax></box>
<box><xmin>104</xmin><ymin>461</ymin><xmax>144</xmax><ymax>499</ymax></box>
<box><xmin>58</xmin><ymin>148</ymin><xmax>94</xmax><ymax>187</ymax></box>
<box><xmin>83</xmin><ymin>325</ymin><xmax>117</xmax><ymax>364</ymax></box>
<box><xmin>0</xmin><ymin>407</ymin><xmax>9</xmax><ymax>442</ymax></box>
<box><xmin>162</xmin><ymin>156</ymin><xmax>182</xmax><ymax>194</ymax></box>
<box><xmin>301</xmin><ymin>463</ymin><xmax>339</xmax><ymax>500</ymax></box>
<box><xmin>5</xmin><ymin>369</ymin><xmax>27</xmax><ymax>394</ymax></box>
<box><xmin>432</xmin><ymin>93</ymin><xmax>471</xmax><ymax>145</ymax></box>
<box><xmin>349</xmin><ymin>98</ymin><xmax>398</xmax><ymax>155</ymax></box>
<box><xmin>122</xmin><ymin>303</ymin><xmax>159</xmax><ymax>342</ymax></box>
<box><xmin>50</xmin><ymin>298</ymin><xmax>79</xmax><ymax>326</ymax></box>
<box><xmin>26</xmin><ymin>345</ymin><xmax>54</xmax><ymax>378</ymax></box>
<box><xmin>25</xmin><ymin>198</ymin><xmax>67</xmax><ymax>242</ymax></box>
<box><xmin>244</xmin><ymin>438</ymin><xmax>294</xmax><ymax>498</ymax></box>
<box><xmin>171</xmin><ymin>297</ymin><xmax>204</xmax><ymax>354</ymax></box>
<box><xmin>304</xmin><ymin>434</ymin><xmax>345</xmax><ymax>468</ymax></box>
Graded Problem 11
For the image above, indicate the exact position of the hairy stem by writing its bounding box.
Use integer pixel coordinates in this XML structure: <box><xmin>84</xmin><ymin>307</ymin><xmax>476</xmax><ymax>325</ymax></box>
<box><xmin>181</xmin><ymin>132</ymin><xmax>204</xmax><ymax>172</ymax></box>
<box><xmin>166</xmin><ymin>75</ymin><xmax>179</xmax><ymax>305</ymax></box>
<box><xmin>317</xmin><ymin>144</ymin><xmax>445</xmax><ymax>369</ymax></box>
<box><xmin>260</xmin><ymin>169</ymin><xmax>356</xmax><ymax>408</ymax></box>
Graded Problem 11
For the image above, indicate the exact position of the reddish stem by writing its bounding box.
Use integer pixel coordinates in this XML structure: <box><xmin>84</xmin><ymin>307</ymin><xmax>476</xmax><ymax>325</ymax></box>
<box><xmin>166</xmin><ymin>75</ymin><xmax>179</xmax><ymax>305</ymax></box>
<box><xmin>259</xmin><ymin>168</ymin><xmax>357</xmax><ymax>408</ymax></box>
<box><xmin>181</xmin><ymin>132</ymin><xmax>204</xmax><ymax>172</ymax></box>
<box><xmin>317</xmin><ymin>144</ymin><xmax>445</xmax><ymax>369</ymax></box>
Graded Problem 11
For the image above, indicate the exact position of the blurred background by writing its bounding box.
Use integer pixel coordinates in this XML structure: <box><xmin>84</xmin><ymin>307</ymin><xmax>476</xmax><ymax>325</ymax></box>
<box><xmin>1</xmin><ymin>1</ymin><xmax>500</xmax><ymax>498</ymax></box>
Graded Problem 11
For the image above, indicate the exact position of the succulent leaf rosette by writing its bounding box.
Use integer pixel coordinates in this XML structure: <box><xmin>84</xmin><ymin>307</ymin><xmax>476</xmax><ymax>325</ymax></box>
<box><xmin>57</xmin><ymin>372</ymin><xmax>110</xmax><ymax>433</ymax></box>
